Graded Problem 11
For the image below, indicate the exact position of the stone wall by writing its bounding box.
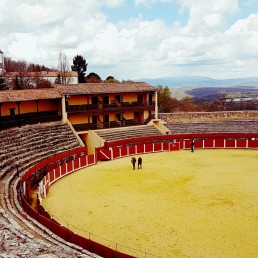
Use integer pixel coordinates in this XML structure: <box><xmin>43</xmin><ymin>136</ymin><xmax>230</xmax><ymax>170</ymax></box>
<box><xmin>158</xmin><ymin>111</ymin><xmax>258</xmax><ymax>123</ymax></box>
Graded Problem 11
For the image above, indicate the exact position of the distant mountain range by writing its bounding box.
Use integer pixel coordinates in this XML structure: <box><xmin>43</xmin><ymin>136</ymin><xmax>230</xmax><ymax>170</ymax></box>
<box><xmin>135</xmin><ymin>76</ymin><xmax>258</xmax><ymax>101</ymax></box>
<box><xmin>137</xmin><ymin>76</ymin><xmax>258</xmax><ymax>88</ymax></box>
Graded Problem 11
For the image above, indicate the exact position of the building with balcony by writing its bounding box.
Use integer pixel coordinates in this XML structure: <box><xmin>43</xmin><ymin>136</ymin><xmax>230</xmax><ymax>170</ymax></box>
<box><xmin>0</xmin><ymin>82</ymin><xmax>158</xmax><ymax>145</ymax></box>
<box><xmin>0</xmin><ymin>88</ymin><xmax>62</xmax><ymax>130</ymax></box>
<box><xmin>55</xmin><ymin>82</ymin><xmax>157</xmax><ymax>146</ymax></box>
<box><xmin>56</xmin><ymin>82</ymin><xmax>157</xmax><ymax>129</ymax></box>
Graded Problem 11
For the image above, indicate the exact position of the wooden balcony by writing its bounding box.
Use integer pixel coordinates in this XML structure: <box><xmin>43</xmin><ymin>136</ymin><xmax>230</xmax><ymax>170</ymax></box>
<box><xmin>66</xmin><ymin>101</ymin><xmax>155</xmax><ymax>113</ymax></box>
<box><xmin>0</xmin><ymin>111</ymin><xmax>61</xmax><ymax>130</ymax></box>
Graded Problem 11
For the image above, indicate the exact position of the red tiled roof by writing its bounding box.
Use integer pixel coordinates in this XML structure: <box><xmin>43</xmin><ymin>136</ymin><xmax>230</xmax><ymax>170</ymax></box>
<box><xmin>0</xmin><ymin>89</ymin><xmax>62</xmax><ymax>103</ymax></box>
<box><xmin>55</xmin><ymin>82</ymin><xmax>155</xmax><ymax>95</ymax></box>
<box><xmin>0</xmin><ymin>82</ymin><xmax>156</xmax><ymax>103</ymax></box>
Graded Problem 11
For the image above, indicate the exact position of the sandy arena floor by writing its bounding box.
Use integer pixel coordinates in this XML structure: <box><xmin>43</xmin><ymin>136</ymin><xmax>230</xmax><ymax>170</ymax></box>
<box><xmin>43</xmin><ymin>149</ymin><xmax>258</xmax><ymax>258</ymax></box>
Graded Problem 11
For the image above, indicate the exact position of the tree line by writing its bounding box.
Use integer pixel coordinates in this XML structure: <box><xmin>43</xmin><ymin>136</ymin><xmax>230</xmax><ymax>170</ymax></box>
<box><xmin>0</xmin><ymin>51</ymin><xmax>119</xmax><ymax>90</ymax></box>
<box><xmin>57</xmin><ymin>52</ymin><xmax>119</xmax><ymax>84</ymax></box>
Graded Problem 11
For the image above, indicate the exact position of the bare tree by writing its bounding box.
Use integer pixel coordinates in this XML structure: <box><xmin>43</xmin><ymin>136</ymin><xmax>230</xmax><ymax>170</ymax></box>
<box><xmin>57</xmin><ymin>51</ymin><xmax>70</xmax><ymax>84</ymax></box>
<box><xmin>0</xmin><ymin>75</ymin><xmax>8</xmax><ymax>90</ymax></box>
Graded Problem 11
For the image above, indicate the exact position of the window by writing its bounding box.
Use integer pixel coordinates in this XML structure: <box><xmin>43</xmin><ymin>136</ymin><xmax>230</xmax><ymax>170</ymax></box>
<box><xmin>9</xmin><ymin>108</ymin><xmax>15</xmax><ymax>118</ymax></box>
<box><xmin>115</xmin><ymin>95</ymin><xmax>121</xmax><ymax>103</ymax></box>
<box><xmin>92</xmin><ymin>96</ymin><xmax>98</xmax><ymax>104</ymax></box>
<box><xmin>103</xmin><ymin>96</ymin><xmax>109</xmax><ymax>104</ymax></box>
<box><xmin>104</xmin><ymin>114</ymin><xmax>109</xmax><ymax>123</ymax></box>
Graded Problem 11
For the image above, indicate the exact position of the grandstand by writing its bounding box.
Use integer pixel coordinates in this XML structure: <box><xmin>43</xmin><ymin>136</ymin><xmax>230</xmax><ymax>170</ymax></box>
<box><xmin>166</xmin><ymin>120</ymin><xmax>258</xmax><ymax>134</ymax></box>
<box><xmin>0</xmin><ymin>122</ymin><xmax>95</xmax><ymax>257</ymax></box>
<box><xmin>0</xmin><ymin>122</ymin><xmax>80</xmax><ymax>178</ymax></box>
<box><xmin>94</xmin><ymin>124</ymin><xmax>164</xmax><ymax>142</ymax></box>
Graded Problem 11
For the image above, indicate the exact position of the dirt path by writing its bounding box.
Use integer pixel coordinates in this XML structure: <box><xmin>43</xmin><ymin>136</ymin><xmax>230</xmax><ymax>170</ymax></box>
<box><xmin>43</xmin><ymin>149</ymin><xmax>258</xmax><ymax>258</ymax></box>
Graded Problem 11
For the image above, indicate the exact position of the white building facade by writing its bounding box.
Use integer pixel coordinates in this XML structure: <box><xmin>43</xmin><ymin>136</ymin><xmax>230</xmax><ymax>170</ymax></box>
<box><xmin>0</xmin><ymin>50</ymin><xmax>5</xmax><ymax>75</ymax></box>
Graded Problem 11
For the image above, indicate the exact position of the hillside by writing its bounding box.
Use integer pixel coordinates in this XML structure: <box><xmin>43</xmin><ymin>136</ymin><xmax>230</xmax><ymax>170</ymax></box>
<box><xmin>185</xmin><ymin>86</ymin><xmax>258</xmax><ymax>101</ymax></box>
<box><xmin>136</xmin><ymin>76</ymin><xmax>258</xmax><ymax>101</ymax></box>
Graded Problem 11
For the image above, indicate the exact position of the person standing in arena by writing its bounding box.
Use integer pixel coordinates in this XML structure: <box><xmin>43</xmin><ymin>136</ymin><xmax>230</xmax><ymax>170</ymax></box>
<box><xmin>190</xmin><ymin>139</ymin><xmax>195</xmax><ymax>152</ymax></box>
<box><xmin>138</xmin><ymin>157</ymin><xmax>142</xmax><ymax>169</ymax></box>
<box><xmin>131</xmin><ymin>157</ymin><xmax>136</xmax><ymax>170</ymax></box>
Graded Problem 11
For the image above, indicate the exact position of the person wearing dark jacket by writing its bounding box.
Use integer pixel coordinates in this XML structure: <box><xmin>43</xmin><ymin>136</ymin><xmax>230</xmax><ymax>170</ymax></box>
<box><xmin>131</xmin><ymin>157</ymin><xmax>136</xmax><ymax>170</ymax></box>
<box><xmin>190</xmin><ymin>140</ymin><xmax>195</xmax><ymax>152</ymax></box>
<box><xmin>138</xmin><ymin>157</ymin><xmax>142</xmax><ymax>169</ymax></box>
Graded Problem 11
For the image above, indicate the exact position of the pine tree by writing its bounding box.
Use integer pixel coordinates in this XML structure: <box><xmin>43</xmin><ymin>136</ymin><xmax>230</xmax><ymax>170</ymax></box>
<box><xmin>71</xmin><ymin>55</ymin><xmax>88</xmax><ymax>83</ymax></box>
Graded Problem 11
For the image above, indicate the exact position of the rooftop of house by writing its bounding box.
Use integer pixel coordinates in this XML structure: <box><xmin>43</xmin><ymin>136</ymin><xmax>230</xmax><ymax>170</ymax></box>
<box><xmin>0</xmin><ymin>88</ymin><xmax>62</xmax><ymax>102</ymax></box>
<box><xmin>0</xmin><ymin>82</ymin><xmax>156</xmax><ymax>103</ymax></box>
<box><xmin>55</xmin><ymin>82</ymin><xmax>155</xmax><ymax>95</ymax></box>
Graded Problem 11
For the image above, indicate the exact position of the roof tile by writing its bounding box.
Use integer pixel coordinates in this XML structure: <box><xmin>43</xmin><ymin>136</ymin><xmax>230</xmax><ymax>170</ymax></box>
<box><xmin>0</xmin><ymin>89</ymin><xmax>62</xmax><ymax>102</ymax></box>
<box><xmin>0</xmin><ymin>82</ymin><xmax>155</xmax><ymax>103</ymax></box>
<box><xmin>55</xmin><ymin>82</ymin><xmax>155</xmax><ymax>95</ymax></box>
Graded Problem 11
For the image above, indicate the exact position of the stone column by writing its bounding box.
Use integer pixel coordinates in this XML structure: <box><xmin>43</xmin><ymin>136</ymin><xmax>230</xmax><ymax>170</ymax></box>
<box><xmin>62</xmin><ymin>96</ymin><xmax>68</xmax><ymax>122</ymax></box>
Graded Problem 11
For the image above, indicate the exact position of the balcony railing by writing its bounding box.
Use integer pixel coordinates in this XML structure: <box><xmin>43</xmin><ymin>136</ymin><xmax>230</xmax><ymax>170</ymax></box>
<box><xmin>67</xmin><ymin>101</ymin><xmax>155</xmax><ymax>113</ymax></box>
<box><xmin>0</xmin><ymin>111</ymin><xmax>61</xmax><ymax>130</ymax></box>
<box><xmin>66</xmin><ymin>104</ymin><xmax>99</xmax><ymax>112</ymax></box>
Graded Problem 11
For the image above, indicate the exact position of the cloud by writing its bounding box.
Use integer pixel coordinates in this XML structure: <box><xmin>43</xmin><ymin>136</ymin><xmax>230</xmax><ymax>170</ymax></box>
<box><xmin>134</xmin><ymin>0</ymin><xmax>173</xmax><ymax>7</ymax></box>
<box><xmin>224</xmin><ymin>13</ymin><xmax>258</xmax><ymax>58</ymax></box>
<box><xmin>103</xmin><ymin>0</ymin><xmax>125</xmax><ymax>8</ymax></box>
<box><xmin>1</xmin><ymin>0</ymin><xmax>258</xmax><ymax>80</ymax></box>
<box><xmin>179</xmin><ymin>0</ymin><xmax>239</xmax><ymax>34</ymax></box>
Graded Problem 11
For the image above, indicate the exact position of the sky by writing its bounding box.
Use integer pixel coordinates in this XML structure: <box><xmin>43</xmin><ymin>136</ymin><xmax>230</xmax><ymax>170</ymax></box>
<box><xmin>0</xmin><ymin>0</ymin><xmax>258</xmax><ymax>81</ymax></box>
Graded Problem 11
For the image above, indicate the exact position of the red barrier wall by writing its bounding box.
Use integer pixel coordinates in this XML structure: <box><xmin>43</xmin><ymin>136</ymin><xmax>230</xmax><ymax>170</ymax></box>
<box><xmin>80</xmin><ymin>156</ymin><xmax>87</xmax><ymax>167</ymax></box>
<box><xmin>226</xmin><ymin>139</ymin><xmax>235</xmax><ymax>148</ymax></box>
<box><xmin>248</xmin><ymin>139</ymin><xmax>258</xmax><ymax>148</ymax></box>
<box><xmin>121</xmin><ymin>147</ymin><xmax>128</xmax><ymax>157</ymax></box>
<box><xmin>215</xmin><ymin>139</ymin><xmax>224</xmax><ymax>148</ymax></box>
<box><xmin>67</xmin><ymin>161</ymin><xmax>73</xmax><ymax>173</ymax></box>
<box><xmin>237</xmin><ymin>139</ymin><xmax>246</xmax><ymax>148</ymax></box>
<box><xmin>74</xmin><ymin>159</ymin><xmax>80</xmax><ymax>170</ymax></box>
<box><xmin>99</xmin><ymin>150</ymin><xmax>111</xmax><ymax>160</ymax></box>
<box><xmin>169</xmin><ymin>142</ymin><xmax>180</xmax><ymax>151</ymax></box>
<box><xmin>129</xmin><ymin>146</ymin><xmax>135</xmax><ymax>155</ymax></box>
<box><xmin>49</xmin><ymin>170</ymin><xmax>55</xmax><ymax>184</ymax></box>
<box><xmin>145</xmin><ymin>143</ymin><xmax>153</xmax><ymax>152</ymax></box>
<box><xmin>136</xmin><ymin>144</ymin><xmax>144</xmax><ymax>154</ymax></box>
<box><xmin>55</xmin><ymin>167</ymin><xmax>61</xmax><ymax>179</ymax></box>
<box><xmin>154</xmin><ymin>142</ymin><xmax>162</xmax><ymax>152</ymax></box>
<box><xmin>88</xmin><ymin>154</ymin><xmax>95</xmax><ymax>165</ymax></box>
<box><xmin>61</xmin><ymin>164</ymin><xmax>66</xmax><ymax>176</ymax></box>
<box><xmin>204</xmin><ymin>139</ymin><xmax>213</xmax><ymax>148</ymax></box>
<box><xmin>113</xmin><ymin>148</ymin><xmax>120</xmax><ymax>159</ymax></box>
<box><xmin>163</xmin><ymin>142</ymin><xmax>169</xmax><ymax>150</ymax></box>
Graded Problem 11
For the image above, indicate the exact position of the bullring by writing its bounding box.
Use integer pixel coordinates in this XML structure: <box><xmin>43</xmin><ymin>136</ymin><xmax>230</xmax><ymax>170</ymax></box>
<box><xmin>0</xmin><ymin>85</ymin><xmax>257</xmax><ymax>257</ymax></box>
